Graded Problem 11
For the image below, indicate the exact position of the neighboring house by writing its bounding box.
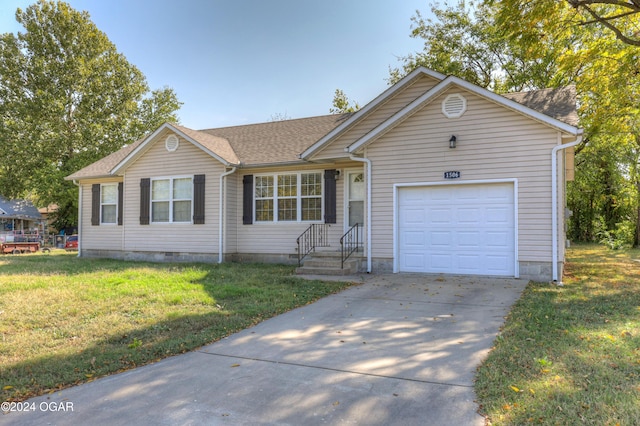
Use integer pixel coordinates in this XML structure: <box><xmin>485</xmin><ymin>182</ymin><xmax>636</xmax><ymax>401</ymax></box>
<box><xmin>38</xmin><ymin>204</ymin><xmax>59</xmax><ymax>234</ymax></box>
<box><xmin>0</xmin><ymin>196</ymin><xmax>43</xmax><ymax>240</ymax></box>
<box><xmin>66</xmin><ymin>67</ymin><xmax>582</xmax><ymax>282</ymax></box>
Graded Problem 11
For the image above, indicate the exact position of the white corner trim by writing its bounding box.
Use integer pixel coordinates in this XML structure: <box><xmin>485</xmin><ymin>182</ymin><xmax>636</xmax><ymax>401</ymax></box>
<box><xmin>73</xmin><ymin>180</ymin><xmax>82</xmax><ymax>257</ymax></box>
<box><xmin>392</xmin><ymin>178</ymin><xmax>519</xmax><ymax>278</ymax></box>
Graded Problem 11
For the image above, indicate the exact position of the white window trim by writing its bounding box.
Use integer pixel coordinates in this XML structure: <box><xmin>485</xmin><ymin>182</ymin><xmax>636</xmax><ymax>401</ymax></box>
<box><xmin>100</xmin><ymin>183</ymin><xmax>118</xmax><ymax>225</ymax></box>
<box><xmin>254</xmin><ymin>171</ymin><xmax>324</xmax><ymax>223</ymax></box>
<box><xmin>150</xmin><ymin>176</ymin><xmax>194</xmax><ymax>224</ymax></box>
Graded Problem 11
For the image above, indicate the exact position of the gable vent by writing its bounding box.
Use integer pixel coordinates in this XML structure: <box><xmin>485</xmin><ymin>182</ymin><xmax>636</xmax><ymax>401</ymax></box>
<box><xmin>165</xmin><ymin>134</ymin><xmax>179</xmax><ymax>152</ymax></box>
<box><xmin>442</xmin><ymin>93</ymin><xmax>467</xmax><ymax>118</ymax></box>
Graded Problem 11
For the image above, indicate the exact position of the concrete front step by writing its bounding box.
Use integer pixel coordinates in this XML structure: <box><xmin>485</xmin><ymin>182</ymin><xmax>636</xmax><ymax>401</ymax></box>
<box><xmin>294</xmin><ymin>266</ymin><xmax>356</xmax><ymax>276</ymax></box>
<box><xmin>295</xmin><ymin>255</ymin><xmax>360</xmax><ymax>276</ymax></box>
<box><xmin>302</xmin><ymin>258</ymin><xmax>357</xmax><ymax>268</ymax></box>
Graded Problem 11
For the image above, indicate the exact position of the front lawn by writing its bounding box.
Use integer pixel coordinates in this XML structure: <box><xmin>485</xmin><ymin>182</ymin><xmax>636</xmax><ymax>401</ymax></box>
<box><xmin>475</xmin><ymin>244</ymin><xmax>640</xmax><ymax>425</ymax></box>
<box><xmin>0</xmin><ymin>252</ymin><xmax>352</xmax><ymax>401</ymax></box>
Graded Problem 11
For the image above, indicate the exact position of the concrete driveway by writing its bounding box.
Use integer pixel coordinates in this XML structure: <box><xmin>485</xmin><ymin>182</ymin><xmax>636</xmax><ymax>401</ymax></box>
<box><xmin>0</xmin><ymin>274</ymin><xmax>526</xmax><ymax>426</ymax></box>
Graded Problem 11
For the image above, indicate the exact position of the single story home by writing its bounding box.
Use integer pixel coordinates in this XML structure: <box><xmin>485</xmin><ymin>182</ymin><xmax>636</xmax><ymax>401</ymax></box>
<box><xmin>66</xmin><ymin>67</ymin><xmax>582</xmax><ymax>283</ymax></box>
<box><xmin>0</xmin><ymin>195</ymin><xmax>43</xmax><ymax>241</ymax></box>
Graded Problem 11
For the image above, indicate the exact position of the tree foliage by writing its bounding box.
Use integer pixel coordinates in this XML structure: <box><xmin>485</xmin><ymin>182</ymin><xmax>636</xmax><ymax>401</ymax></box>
<box><xmin>389</xmin><ymin>1</ymin><xmax>574</xmax><ymax>92</ymax></box>
<box><xmin>392</xmin><ymin>0</ymin><xmax>640</xmax><ymax>246</ymax></box>
<box><xmin>0</xmin><ymin>0</ymin><xmax>181</xmax><ymax>230</ymax></box>
<box><xmin>329</xmin><ymin>89</ymin><xmax>360</xmax><ymax>114</ymax></box>
<box><xmin>489</xmin><ymin>0</ymin><xmax>640</xmax><ymax>47</ymax></box>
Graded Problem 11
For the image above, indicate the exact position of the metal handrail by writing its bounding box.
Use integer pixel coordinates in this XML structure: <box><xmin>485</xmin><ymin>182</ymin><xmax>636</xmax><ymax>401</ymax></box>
<box><xmin>340</xmin><ymin>223</ymin><xmax>359</xmax><ymax>269</ymax></box>
<box><xmin>296</xmin><ymin>224</ymin><xmax>330</xmax><ymax>266</ymax></box>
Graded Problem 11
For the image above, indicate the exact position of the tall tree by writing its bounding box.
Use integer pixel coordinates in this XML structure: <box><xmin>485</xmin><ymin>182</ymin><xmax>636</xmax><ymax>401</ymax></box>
<box><xmin>0</xmin><ymin>0</ymin><xmax>181</xmax><ymax>230</ymax></box>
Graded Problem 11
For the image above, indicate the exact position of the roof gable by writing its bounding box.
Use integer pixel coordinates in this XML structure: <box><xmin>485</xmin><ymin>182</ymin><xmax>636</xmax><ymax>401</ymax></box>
<box><xmin>346</xmin><ymin>76</ymin><xmax>582</xmax><ymax>154</ymax></box>
<box><xmin>110</xmin><ymin>123</ymin><xmax>240</xmax><ymax>175</ymax></box>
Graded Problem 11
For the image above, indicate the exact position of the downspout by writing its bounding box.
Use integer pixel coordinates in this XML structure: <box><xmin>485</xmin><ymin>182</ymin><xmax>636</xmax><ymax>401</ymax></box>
<box><xmin>219</xmin><ymin>167</ymin><xmax>237</xmax><ymax>263</ymax></box>
<box><xmin>72</xmin><ymin>180</ymin><xmax>81</xmax><ymax>257</ymax></box>
<box><xmin>349</xmin><ymin>155</ymin><xmax>372</xmax><ymax>273</ymax></box>
<box><xmin>551</xmin><ymin>133</ymin><xmax>583</xmax><ymax>284</ymax></box>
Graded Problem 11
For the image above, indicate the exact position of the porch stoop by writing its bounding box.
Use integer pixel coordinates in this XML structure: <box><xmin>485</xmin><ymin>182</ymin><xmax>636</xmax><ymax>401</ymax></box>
<box><xmin>295</xmin><ymin>250</ymin><xmax>361</xmax><ymax>276</ymax></box>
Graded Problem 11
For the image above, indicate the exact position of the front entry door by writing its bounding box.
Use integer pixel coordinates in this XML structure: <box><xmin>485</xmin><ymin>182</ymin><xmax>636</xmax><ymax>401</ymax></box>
<box><xmin>347</xmin><ymin>171</ymin><xmax>365</xmax><ymax>247</ymax></box>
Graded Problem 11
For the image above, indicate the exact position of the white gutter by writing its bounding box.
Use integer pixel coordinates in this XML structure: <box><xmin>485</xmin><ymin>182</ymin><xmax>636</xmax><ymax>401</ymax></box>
<box><xmin>349</xmin><ymin>155</ymin><xmax>372</xmax><ymax>273</ymax></box>
<box><xmin>72</xmin><ymin>180</ymin><xmax>81</xmax><ymax>257</ymax></box>
<box><xmin>551</xmin><ymin>134</ymin><xmax>583</xmax><ymax>284</ymax></box>
<box><xmin>218</xmin><ymin>167</ymin><xmax>237</xmax><ymax>263</ymax></box>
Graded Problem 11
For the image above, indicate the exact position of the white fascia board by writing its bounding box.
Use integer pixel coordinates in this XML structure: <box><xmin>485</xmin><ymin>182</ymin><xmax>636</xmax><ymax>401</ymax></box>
<box><xmin>300</xmin><ymin>67</ymin><xmax>446</xmax><ymax>160</ymax></box>
<box><xmin>347</xmin><ymin>76</ymin><xmax>581</xmax><ymax>154</ymax></box>
<box><xmin>110</xmin><ymin>123</ymin><xmax>232</xmax><ymax>175</ymax></box>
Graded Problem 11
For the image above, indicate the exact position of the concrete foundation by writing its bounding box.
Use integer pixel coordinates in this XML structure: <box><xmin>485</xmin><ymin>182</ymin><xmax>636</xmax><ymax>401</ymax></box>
<box><xmin>79</xmin><ymin>250</ymin><xmax>559</xmax><ymax>282</ymax></box>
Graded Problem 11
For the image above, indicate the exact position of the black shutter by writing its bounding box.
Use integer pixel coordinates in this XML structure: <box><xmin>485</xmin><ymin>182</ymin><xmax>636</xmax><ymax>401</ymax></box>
<box><xmin>324</xmin><ymin>170</ymin><xmax>337</xmax><ymax>224</ymax></box>
<box><xmin>91</xmin><ymin>184</ymin><xmax>100</xmax><ymax>226</ymax></box>
<box><xmin>242</xmin><ymin>175</ymin><xmax>253</xmax><ymax>225</ymax></box>
<box><xmin>140</xmin><ymin>178</ymin><xmax>150</xmax><ymax>225</ymax></box>
<box><xmin>193</xmin><ymin>174</ymin><xmax>205</xmax><ymax>224</ymax></box>
<box><xmin>117</xmin><ymin>182</ymin><xmax>123</xmax><ymax>226</ymax></box>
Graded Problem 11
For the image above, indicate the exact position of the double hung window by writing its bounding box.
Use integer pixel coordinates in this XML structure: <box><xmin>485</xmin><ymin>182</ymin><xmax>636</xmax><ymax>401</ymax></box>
<box><xmin>100</xmin><ymin>183</ymin><xmax>118</xmax><ymax>224</ymax></box>
<box><xmin>254</xmin><ymin>172</ymin><xmax>322</xmax><ymax>222</ymax></box>
<box><xmin>151</xmin><ymin>177</ymin><xmax>193</xmax><ymax>223</ymax></box>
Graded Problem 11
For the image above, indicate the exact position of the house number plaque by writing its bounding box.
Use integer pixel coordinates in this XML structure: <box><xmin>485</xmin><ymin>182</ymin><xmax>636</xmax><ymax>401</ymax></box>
<box><xmin>443</xmin><ymin>171</ymin><xmax>461</xmax><ymax>179</ymax></box>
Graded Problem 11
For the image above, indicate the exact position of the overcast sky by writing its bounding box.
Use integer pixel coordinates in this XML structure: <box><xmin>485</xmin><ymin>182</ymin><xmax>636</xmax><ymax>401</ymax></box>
<box><xmin>0</xmin><ymin>0</ymin><xmax>430</xmax><ymax>129</ymax></box>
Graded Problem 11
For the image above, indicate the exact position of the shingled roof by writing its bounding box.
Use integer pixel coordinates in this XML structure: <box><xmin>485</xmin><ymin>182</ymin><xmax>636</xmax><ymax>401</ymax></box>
<box><xmin>66</xmin><ymin>84</ymin><xmax>577</xmax><ymax>181</ymax></box>
<box><xmin>503</xmin><ymin>86</ymin><xmax>579</xmax><ymax>127</ymax></box>
<box><xmin>200</xmin><ymin>114</ymin><xmax>350</xmax><ymax>166</ymax></box>
<box><xmin>172</xmin><ymin>124</ymin><xmax>240</xmax><ymax>165</ymax></box>
<box><xmin>0</xmin><ymin>196</ymin><xmax>42</xmax><ymax>220</ymax></box>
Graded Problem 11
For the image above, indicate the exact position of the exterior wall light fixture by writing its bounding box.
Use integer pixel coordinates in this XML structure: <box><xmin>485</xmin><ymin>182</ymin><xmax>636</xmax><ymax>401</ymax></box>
<box><xmin>449</xmin><ymin>135</ymin><xmax>457</xmax><ymax>149</ymax></box>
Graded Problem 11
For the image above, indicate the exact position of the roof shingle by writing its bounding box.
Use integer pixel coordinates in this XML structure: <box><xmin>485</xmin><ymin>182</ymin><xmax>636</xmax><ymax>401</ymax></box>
<box><xmin>503</xmin><ymin>86</ymin><xmax>579</xmax><ymax>127</ymax></box>
<box><xmin>200</xmin><ymin>114</ymin><xmax>350</xmax><ymax>166</ymax></box>
<box><xmin>0</xmin><ymin>196</ymin><xmax>42</xmax><ymax>220</ymax></box>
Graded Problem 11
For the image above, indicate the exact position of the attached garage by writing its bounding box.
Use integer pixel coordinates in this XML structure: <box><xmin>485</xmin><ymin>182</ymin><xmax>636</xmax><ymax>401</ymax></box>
<box><xmin>395</xmin><ymin>181</ymin><xmax>517</xmax><ymax>277</ymax></box>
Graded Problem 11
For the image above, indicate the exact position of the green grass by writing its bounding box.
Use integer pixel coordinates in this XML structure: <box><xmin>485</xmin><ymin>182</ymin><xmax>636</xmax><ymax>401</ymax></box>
<box><xmin>0</xmin><ymin>251</ymin><xmax>353</xmax><ymax>401</ymax></box>
<box><xmin>475</xmin><ymin>244</ymin><xmax>640</xmax><ymax>425</ymax></box>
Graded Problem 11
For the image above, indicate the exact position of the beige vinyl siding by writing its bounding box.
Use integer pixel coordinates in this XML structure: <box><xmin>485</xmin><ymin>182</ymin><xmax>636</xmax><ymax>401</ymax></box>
<box><xmin>224</xmin><ymin>173</ymin><xmax>238</xmax><ymax>254</ymax></box>
<box><xmin>79</xmin><ymin>177</ymin><xmax>123</xmax><ymax>251</ymax></box>
<box><xmin>122</xmin><ymin>130</ymin><xmax>223</xmax><ymax>253</ymax></box>
<box><xmin>363</xmin><ymin>88</ymin><xmax>561</xmax><ymax>263</ymax></box>
<box><xmin>312</xmin><ymin>75</ymin><xmax>441</xmax><ymax>160</ymax></box>
<box><xmin>234</xmin><ymin>166</ymin><xmax>346</xmax><ymax>255</ymax></box>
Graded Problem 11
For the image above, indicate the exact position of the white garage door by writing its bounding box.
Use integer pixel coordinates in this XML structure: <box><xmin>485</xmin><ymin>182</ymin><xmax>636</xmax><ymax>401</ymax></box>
<box><xmin>398</xmin><ymin>183</ymin><xmax>515</xmax><ymax>276</ymax></box>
